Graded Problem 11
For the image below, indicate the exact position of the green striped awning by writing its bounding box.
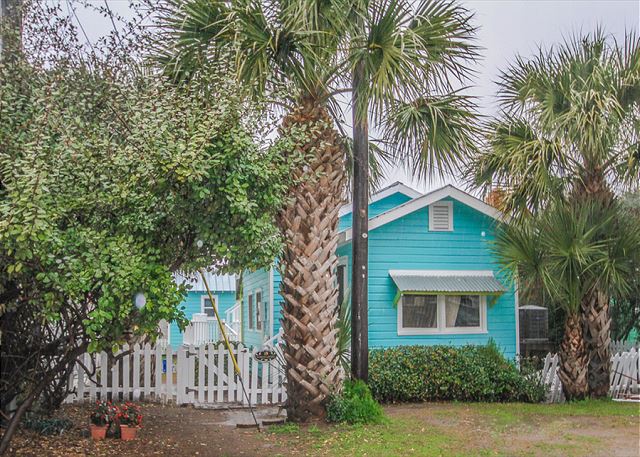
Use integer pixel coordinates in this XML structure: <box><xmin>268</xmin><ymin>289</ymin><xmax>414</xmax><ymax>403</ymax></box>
<box><xmin>389</xmin><ymin>270</ymin><xmax>506</xmax><ymax>295</ymax></box>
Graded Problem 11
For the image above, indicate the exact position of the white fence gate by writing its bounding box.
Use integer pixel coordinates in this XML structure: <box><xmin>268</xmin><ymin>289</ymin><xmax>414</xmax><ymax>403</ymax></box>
<box><xmin>65</xmin><ymin>342</ymin><xmax>286</xmax><ymax>406</ymax></box>
<box><xmin>540</xmin><ymin>348</ymin><xmax>639</xmax><ymax>402</ymax></box>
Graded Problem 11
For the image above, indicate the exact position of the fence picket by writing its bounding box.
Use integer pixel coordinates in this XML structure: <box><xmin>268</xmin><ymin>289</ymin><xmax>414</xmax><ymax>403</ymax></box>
<box><xmin>198</xmin><ymin>343</ymin><xmax>205</xmax><ymax>403</ymax></box>
<box><xmin>77</xmin><ymin>355</ymin><xmax>85</xmax><ymax>402</ymax></box>
<box><xmin>227</xmin><ymin>346</ymin><xmax>236</xmax><ymax>403</ymax></box>
<box><xmin>143</xmin><ymin>343</ymin><xmax>151</xmax><ymax>400</ymax></box>
<box><xmin>100</xmin><ymin>351</ymin><xmax>108</xmax><ymax>401</ymax></box>
<box><xmin>241</xmin><ymin>345</ymin><xmax>250</xmax><ymax>405</ymax></box>
<box><xmin>133</xmin><ymin>344</ymin><xmax>141</xmax><ymax>401</ymax></box>
<box><xmin>216</xmin><ymin>344</ymin><xmax>223</xmax><ymax>402</ymax></box>
<box><xmin>250</xmin><ymin>357</ymin><xmax>258</xmax><ymax>405</ymax></box>
<box><xmin>88</xmin><ymin>353</ymin><xmax>97</xmax><ymax>402</ymax></box>
<box><xmin>165</xmin><ymin>345</ymin><xmax>173</xmax><ymax>403</ymax></box>
<box><xmin>206</xmin><ymin>343</ymin><xmax>214</xmax><ymax>403</ymax></box>
<box><xmin>260</xmin><ymin>361</ymin><xmax>268</xmax><ymax>404</ymax></box>
<box><xmin>176</xmin><ymin>346</ymin><xmax>185</xmax><ymax>405</ymax></box>
<box><xmin>111</xmin><ymin>352</ymin><xmax>120</xmax><ymax>402</ymax></box>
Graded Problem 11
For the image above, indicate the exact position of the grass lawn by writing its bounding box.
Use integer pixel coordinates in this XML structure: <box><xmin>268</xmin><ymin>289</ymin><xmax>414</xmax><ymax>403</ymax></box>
<box><xmin>7</xmin><ymin>400</ymin><xmax>638</xmax><ymax>456</ymax></box>
<box><xmin>267</xmin><ymin>400</ymin><xmax>640</xmax><ymax>457</ymax></box>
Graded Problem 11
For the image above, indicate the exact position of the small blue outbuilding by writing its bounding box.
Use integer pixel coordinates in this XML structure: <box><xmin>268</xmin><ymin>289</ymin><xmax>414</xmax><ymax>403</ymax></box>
<box><xmin>167</xmin><ymin>272</ymin><xmax>238</xmax><ymax>348</ymax></box>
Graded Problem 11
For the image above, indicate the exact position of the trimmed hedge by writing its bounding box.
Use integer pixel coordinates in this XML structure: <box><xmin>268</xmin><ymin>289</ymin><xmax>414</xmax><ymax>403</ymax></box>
<box><xmin>326</xmin><ymin>380</ymin><xmax>385</xmax><ymax>424</ymax></box>
<box><xmin>369</xmin><ymin>343</ymin><xmax>546</xmax><ymax>403</ymax></box>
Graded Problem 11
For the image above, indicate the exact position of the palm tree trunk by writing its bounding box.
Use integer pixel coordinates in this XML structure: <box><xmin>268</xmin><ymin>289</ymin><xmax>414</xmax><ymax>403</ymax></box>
<box><xmin>581</xmin><ymin>288</ymin><xmax>611</xmax><ymax>397</ymax></box>
<box><xmin>558</xmin><ymin>312</ymin><xmax>589</xmax><ymax>400</ymax></box>
<box><xmin>575</xmin><ymin>170</ymin><xmax>613</xmax><ymax>398</ymax></box>
<box><xmin>277</xmin><ymin>97</ymin><xmax>346</xmax><ymax>421</ymax></box>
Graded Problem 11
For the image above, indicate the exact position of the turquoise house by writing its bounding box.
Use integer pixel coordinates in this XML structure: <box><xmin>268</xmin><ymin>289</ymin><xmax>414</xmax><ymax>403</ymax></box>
<box><xmin>241</xmin><ymin>182</ymin><xmax>519</xmax><ymax>359</ymax></box>
<box><xmin>166</xmin><ymin>272</ymin><xmax>238</xmax><ymax>348</ymax></box>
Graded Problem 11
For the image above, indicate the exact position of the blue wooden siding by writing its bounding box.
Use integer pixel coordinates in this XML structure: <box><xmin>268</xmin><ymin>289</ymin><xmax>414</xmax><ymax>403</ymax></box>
<box><xmin>337</xmin><ymin>197</ymin><xmax>517</xmax><ymax>359</ymax></box>
<box><xmin>273</xmin><ymin>267</ymin><xmax>283</xmax><ymax>336</ymax></box>
<box><xmin>339</xmin><ymin>192</ymin><xmax>413</xmax><ymax>231</ymax></box>
<box><xmin>242</xmin><ymin>268</ymin><xmax>270</xmax><ymax>347</ymax></box>
<box><xmin>169</xmin><ymin>290</ymin><xmax>236</xmax><ymax>348</ymax></box>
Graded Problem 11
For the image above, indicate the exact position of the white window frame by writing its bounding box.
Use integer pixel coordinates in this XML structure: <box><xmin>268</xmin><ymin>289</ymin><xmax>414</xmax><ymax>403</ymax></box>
<box><xmin>255</xmin><ymin>288</ymin><xmax>263</xmax><ymax>332</ymax></box>
<box><xmin>397</xmin><ymin>294</ymin><xmax>487</xmax><ymax>335</ymax></box>
<box><xmin>428</xmin><ymin>201</ymin><xmax>453</xmax><ymax>231</ymax></box>
<box><xmin>200</xmin><ymin>294</ymin><xmax>219</xmax><ymax>320</ymax></box>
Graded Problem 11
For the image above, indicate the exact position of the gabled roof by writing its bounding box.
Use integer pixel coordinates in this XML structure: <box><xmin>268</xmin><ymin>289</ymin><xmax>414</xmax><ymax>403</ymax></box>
<box><xmin>340</xmin><ymin>184</ymin><xmax>505</xmax><ymax>243</ymax></box>
<box><xmin>338</xmin><ymin>181</ymin><xmax>422</xmax><ymax>217</ymax></box>
<box><xmin>174</xmin><ymin>271</ymin><xmax>236</xmax><ymax>292</ymax></box>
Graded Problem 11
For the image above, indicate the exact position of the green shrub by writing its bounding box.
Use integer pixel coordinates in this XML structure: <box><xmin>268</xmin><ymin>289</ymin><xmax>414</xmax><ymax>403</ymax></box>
<box><xmin>326</xmin><ymin>380</ymin><xmax>385</xmax><ymax>424</ymax></box>
<box><xmin>368</xmin><ymin>344</ymin><xmax>547</xmax><ymax>404</ymax></box>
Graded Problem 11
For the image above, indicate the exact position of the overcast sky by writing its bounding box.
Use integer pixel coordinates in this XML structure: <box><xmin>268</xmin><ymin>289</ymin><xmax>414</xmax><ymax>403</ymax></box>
<box><xmin>72</xmin><ymin>0</ymin><xmax>639</xmax><ymax>194</ymax></box>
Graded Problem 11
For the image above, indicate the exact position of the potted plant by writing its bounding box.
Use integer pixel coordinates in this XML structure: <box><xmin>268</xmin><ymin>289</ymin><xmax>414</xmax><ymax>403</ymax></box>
<box><xmin>117</xmin><ymin>402</ymin><xmax>142</xmax><ymax>441</ymax></box>
<box><xmin>89</xmin><ymin>400</ymin><xmax>116</xmax><ymax>441</ymax></box>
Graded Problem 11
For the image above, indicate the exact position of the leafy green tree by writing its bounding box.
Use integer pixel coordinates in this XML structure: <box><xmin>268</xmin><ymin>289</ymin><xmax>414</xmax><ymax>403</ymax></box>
<box><xmin>471</xmin><ymin>31</ymin><xmax>640</xmax><ymax>396</ymax></box>
<box><xmin>157</xmin><ymin>0</ymin><xmax>479</xmax><ymax>420</ymax></box>
<box><xmin>0</xmin><ymin>3</ymin><xmax>290</xmax><ymax>451</ymax></box>
<box><xmin>495</xmin><ymin>200</ymin><xmax>640</xmax><ymax>399</ymax></box>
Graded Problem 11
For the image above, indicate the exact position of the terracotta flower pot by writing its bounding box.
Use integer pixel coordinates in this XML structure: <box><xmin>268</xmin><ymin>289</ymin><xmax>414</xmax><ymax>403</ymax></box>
<box><xmin>90</xmin><ymin>424</ymin><xmax>108</xmax><ymax>441</ymax></box>
<box><xmin>120</xmin><ymin>424</ymin><xmax>138</xmax><ymax>441</ymax></box>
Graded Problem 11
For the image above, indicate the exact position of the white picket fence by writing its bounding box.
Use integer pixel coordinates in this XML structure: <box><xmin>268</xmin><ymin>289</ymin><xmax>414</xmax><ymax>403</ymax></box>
<box><xmin>540</xmin><ymin>348</ymin><xmax>639</xmax><ymax>402</ymax></box>
<box><xmin>65</xmin><ymin>342</ymin><xmax>286</xmax><ymax>406</ymax></box>
<box><xmin>610</xmin><ymin>340</ymin><xmax>639</xmax><ymax>354</ymax></box>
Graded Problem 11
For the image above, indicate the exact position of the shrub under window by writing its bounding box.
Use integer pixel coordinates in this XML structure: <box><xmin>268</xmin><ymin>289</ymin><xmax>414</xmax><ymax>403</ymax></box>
<box><xmin>369</xmin><ymin>343</ymin><xmax>546</xmax><ymax>403</ymax></box>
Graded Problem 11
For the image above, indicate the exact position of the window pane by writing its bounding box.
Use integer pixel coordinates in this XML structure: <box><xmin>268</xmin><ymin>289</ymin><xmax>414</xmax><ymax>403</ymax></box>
<box><xmin>445</xmin><ymin>295</ymin><xmax>480</xmax><ymax>327</ymax></box>
<box><xmin>203</xmin><ymin>298</ymin><xmax>216</xmax><ymax>317</ymax></box>
<box><xmin>256</xmin><ymin>292</ymin><xmax>262</xmax><ymax>330</ymax></box>
<box><xmin>402</xmin><ymin>295</ymin><xmax>437</xmax><ymax>328</ymax></box>
<box><xmin>248</xmin><ymin>295</ymin><xmax>254</xmax><ymax>329</ymax></box>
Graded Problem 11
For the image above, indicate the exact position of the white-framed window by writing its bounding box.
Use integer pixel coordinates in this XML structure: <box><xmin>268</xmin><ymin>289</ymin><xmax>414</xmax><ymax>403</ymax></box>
<box><xmin>201</xmin><ymin>294</ymin><xmax>218</xmax><ymax>319</ymax></box>
<box><xmin>255</xmin><ymin>289</ymin><xmax>263</xmax><ymax>331</ymax></box>
<box><xmin>429</xmin><ymin>201</ymin><xmax>453</xmax><ymax>231</ymax></box>
<box><xmin>398</xmin><ymin>293</ymin><xmax>487</xmax><ymax>335</ymax></box>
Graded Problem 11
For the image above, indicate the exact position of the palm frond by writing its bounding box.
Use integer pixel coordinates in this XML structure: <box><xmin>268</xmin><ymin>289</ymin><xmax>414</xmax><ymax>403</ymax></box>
<box><xmin>471</xmin><ymin>116</ymin><xmax>567</xmax><ymax>216</ymax></box>
<box><xmin>380</xmin><ymin>91</ymin><xmax>479</xmax><ymax>181</ymax></box>
<box><xmin>356</xmin><ymin>0</ymin><xmax>479</xmax><ymax>124</ymax></box>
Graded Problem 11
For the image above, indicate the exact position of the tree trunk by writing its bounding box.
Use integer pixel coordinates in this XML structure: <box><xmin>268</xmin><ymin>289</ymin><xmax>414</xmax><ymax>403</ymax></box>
<box><xmin>558</xmin><ymin>313</ymin><xmax>589</xmax><ymax>400</ymax></box>
<box><xmin>581</xmin><ymin>287</ymin><xmax>611</xmax><ymax>397</ymax></box>
<box><xmin>574</xmin><ymin>169</ymin><xmax>613</xmax><ymax>398</ymax></box>
<box><xmin>278</xmin><ymin>97</ymin><xmax>346</xmax><ymax>421</ymax></box>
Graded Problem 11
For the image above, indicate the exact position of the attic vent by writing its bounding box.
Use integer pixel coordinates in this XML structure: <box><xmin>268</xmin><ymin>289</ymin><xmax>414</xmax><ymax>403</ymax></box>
<box><xmin>429</xmin><ymin>202</ymin><xmax>453</xmax><ymax>231</ymax></box>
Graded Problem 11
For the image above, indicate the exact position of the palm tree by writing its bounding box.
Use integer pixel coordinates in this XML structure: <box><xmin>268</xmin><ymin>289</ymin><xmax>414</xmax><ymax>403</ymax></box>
<box><xmin>156</xmin><ymin>0</ymin><xmax>478</xmax><ymax>419</ymax></box>
<box><xmin>495</xmin><ymin>200</ymin><xmax>640</xmax><ymax>400</ymax></box>
<box><xmin>471</xmin><ymin>31</ymin><xmax>640</xmax><ymax>397</ymax></box>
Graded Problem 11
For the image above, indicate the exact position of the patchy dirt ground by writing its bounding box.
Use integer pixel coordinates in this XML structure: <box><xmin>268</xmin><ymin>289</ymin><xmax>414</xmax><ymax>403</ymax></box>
<box><xmin>4</xmin><ymin>401</ymin><xmax>639</xmax><ymax>457</ymax></box>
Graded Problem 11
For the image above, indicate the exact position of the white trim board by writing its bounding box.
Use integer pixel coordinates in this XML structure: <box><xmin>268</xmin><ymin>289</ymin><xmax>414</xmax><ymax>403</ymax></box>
<box><xmin>339</xmin><ymin>181</ymin><xmax>422</xmax><ymax>216</ymax></box>
<box><xmin>340</xmin><ymin>185</ymin><xmax>507</xmax><ymax>243</ymax></box>
<box><xmin>268</xmin><ymin>266</ymin><xmax>274</xmax><ymax>337</ymax></box>
<box><xmin>389</xmin><ymin>269</ymin><xmax>495</xmax><ymax>277</ymax></box>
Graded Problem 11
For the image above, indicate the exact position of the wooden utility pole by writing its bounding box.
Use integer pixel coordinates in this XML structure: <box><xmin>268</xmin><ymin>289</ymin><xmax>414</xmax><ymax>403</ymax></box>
<box><xmin>350</xmin><ymin>55</ymin><xmax>369</xmax><ymax>382</ymax></box>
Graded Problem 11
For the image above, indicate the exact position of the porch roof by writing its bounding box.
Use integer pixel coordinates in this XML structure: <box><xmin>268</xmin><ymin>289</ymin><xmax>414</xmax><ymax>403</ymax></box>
<box><xmin>174</xmin><ymin>271</ymin><xmax>236</xmax><ymax>292</ymax></box>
